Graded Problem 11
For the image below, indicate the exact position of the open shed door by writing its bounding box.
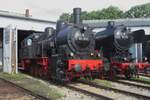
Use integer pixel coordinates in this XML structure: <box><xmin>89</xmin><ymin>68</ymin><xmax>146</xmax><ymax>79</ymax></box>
<box><xmin>3</xmin><ymin>25</ymin><xmax>18</xmax><ymax>74</ymax></box>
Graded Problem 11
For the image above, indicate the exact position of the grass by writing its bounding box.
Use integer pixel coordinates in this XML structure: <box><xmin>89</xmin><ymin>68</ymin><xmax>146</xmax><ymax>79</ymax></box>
<box><xmin>93</xmin><ymin>79</ymin><xmax>113</xmax><ymax>87</ymax></box>
<box><xmin>0</xmin><ymin>72</ymin><xmax>63</xmax><ymax>100</ymax></box>
<box><xmin>80</xmin><ymin>77</ymin><xmax>112</xmax><ymax>87</ymax></box>
<box><xmin>131</xmin><ymin>76</ymin><xmax>150</xmax><ymax>84</ymax></box>
<box><xmin>0</xmin><ymin>72</ymin><xmax>26</xmax><ymax>80</ymax></box>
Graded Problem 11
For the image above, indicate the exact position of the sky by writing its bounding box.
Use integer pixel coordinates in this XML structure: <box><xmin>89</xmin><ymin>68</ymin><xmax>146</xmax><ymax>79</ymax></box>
<box><xmin>0</xmin><ymin>0</ymin><xmax>150</xmax><ymax>21</ymax></box>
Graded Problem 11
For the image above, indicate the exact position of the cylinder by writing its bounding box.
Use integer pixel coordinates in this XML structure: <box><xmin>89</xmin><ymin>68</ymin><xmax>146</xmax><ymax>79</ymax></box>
<box><xmin>73</xmin><ymin>8</ymin><xmax>81</xmax><ymax>24</ymax></box>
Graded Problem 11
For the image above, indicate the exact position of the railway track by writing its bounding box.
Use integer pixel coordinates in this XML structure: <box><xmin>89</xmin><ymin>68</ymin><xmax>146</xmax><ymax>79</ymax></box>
<box><xmin>111</xmin><ymin>79</ymin><xmax>150</xmax><ymax>90</ymax></box>
<box><xmin>78</xmin><ymin>80</ymin><xmax>150</xmax><ymax>100</ymax></box>
<box><xmin>139</xmin><ymin>73</ymin><xmax>150</xmax><ymax>77</ymax></box>
<box><xmin>116</xmin><ymin>76</ymin><xmax>150</xmax><ymax>85</ymax></box>
<box><xmin>0</xmin><ymin>78</ymin><xmax>50</xmax><ymax>100</ymax></box>
<box><xmin>4</xmin><ymin>72</ymin><xmax>149</xmax><ymax>100</ymax></box>
<box><xmin>20</xmin><ymin>72</ymin><xmax>113</xmax><ymax>100</ymax></box>
<box><xmin>129</xmin><ymin>78</ymin><xmax>150</xmax><ymax>85</ymax></box>
<box><xmin>64</xmin><ymin>83</ymin><xmax>113</xmax><ymax>100</ymax></box>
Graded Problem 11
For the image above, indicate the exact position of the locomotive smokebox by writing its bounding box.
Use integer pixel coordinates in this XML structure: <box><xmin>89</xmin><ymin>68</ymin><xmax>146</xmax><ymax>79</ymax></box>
<box><xmin>73</xmin><ymin>8</ymin><xmax>81</xmax><ymax>24</ymax></box>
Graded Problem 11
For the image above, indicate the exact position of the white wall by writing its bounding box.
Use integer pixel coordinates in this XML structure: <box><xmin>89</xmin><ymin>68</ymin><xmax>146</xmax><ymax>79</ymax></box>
<box><xmin>0</xmin><ymin>48</ymin><xmax>2</xmax><ymax>66</ymax></box>
<box><xmin>0</xmin><ymin>17</ymin><xmax>56</xmax><ymax>31</ymax></box>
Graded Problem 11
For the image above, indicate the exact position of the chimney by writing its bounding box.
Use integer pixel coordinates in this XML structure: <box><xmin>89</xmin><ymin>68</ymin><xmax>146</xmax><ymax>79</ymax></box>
<box><xmin>25</xmin><ymin>9</ymin><xmax>30</xmax><ymax>17</ymax></box>
<box><xmin>73</xmin><ymin>8</ymin><xmax>81</xmax><ymax>24</ymax></box>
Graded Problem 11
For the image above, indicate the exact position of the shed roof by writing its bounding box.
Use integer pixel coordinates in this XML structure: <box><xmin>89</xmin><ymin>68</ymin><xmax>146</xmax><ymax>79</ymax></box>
<box><xmin>83</xmin><ymin>18</ymin><xmax>150</xmax><ymax>28</ymax></box>
<box><xmin>0</xmin><ymin>10</ymin><xmax>56</xmax><ymax>31</ymax></box>
<box><xmin>0</xmin><ymin>10</ymin><xmax>56</xmax><ymax>24</ymax></box>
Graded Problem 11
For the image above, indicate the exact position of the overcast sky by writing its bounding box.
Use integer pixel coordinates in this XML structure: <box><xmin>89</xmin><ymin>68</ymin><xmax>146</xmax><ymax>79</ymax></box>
<box><xmin>0</xmin><ymin>0</ymin><xmax>150</xmax><ymax>21</ymax></box>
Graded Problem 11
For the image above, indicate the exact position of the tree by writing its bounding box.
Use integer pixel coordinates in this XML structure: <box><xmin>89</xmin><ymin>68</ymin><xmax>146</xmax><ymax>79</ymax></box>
<box><xmin>59</xmin><ymin>3</ymin><xmax>150</xmax><ymax>21</ymax></box>
<box><xmin>124</xmin><ymin>3</ymin><xmax>150</xmax><ymax>18</ymax></box>
<box><xmin>59</xmin><ymin>6</ymin><xmax>124</xmax><ymax>21</ymax></box>
<box><xmin>59</xmin><ymin>13</ymin><xmax>71</xmax><ymax>22</ymax></box>
<box><xmin>81</xmin><ymin>11</ymin><xmax>89</xmax><ymax>20</ymax></box>
<box><xmin>98</xmin><ymin>6</ymin><xmax>124</xmax><ymax>19</ymax></box>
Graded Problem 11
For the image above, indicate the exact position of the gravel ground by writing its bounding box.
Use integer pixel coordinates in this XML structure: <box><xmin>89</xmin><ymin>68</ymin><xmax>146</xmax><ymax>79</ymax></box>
<box><xmin>139</xmin><ymin>76</ymin><xmax>150</xmax><ymax>80</ymax></box>
<box><xmin>57</xmin><ymin>86</ymin><xmax>100</xmax><ymax>100</ymax></box>
<box><xmin>0</xmin><ymin>79</ymin><xmax>38</xmax><ymax>100</ymax></box>
<box><xmin>104</xmin><ymin>80</ymin><xmax>150</xmax><ymax>97</ymax></box>
<box><xmin>26</xmin><ymin>75</ymin><xmax>100</xmax><ymax>100</ymax></box>
<box><xmin>68</xmin><ymin>83</ymin><xmax>139</xmax><ymax>100</ymax></box>
<box><xmin>1</xmin><ymin>73</ymin><xmax>149</xmax><ymax>100</ymax></box>
<box><xmin>119</xmin><ymin>79</ymin><xmax>150</xmax><ymax>87</ymax></box>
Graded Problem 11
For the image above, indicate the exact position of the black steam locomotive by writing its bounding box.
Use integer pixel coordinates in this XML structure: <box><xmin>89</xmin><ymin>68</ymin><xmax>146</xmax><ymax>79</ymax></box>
<box><xmin>95</xmin><ymin>21</ymin><xmax>145</xmax><ymax>78</ymax></box>
<box><xmin>95</xmin><ymin>22</ymin><xmax>133</xmax><ymax>59</ymax></box>
<box><xmin>20</xmin><ymin>8</ymin><xmax>103</xmax><ymax>82</ymax></box>
<box><xmin>141</xmin><ymin>35</ymin><xmax>150</xmax><ymax>73</ymax></box>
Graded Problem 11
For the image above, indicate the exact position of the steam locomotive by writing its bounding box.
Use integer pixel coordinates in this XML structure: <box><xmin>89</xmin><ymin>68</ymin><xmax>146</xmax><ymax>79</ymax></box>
<box><xmin>20</xmin><ymin>8</ymin><xmax>103</xmax><ymax>82</ymax></box>
<box><xmin>95</xmin><ymin>21</ymin><xmax>145</xmax><ymax>78</ymax></box>
<box><xmin>141</xmin><ymin>35</ymin><xmax>150</xmax><ymax>74</ymax></box>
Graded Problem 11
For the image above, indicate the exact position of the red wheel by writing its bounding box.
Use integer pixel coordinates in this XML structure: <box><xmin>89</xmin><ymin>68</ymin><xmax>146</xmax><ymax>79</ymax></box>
<box><xmin>38</xmin><ymin>67</ymin><xmax>43</xmax><ymax>77</ymax></box>
<box><xmin>109</xmin><ymin>67</ymin><xmax>116</xmax><ymax>80</ymax></box>
<box><xmin>34</xmin><ymin>66</ymin><xmax>38</xmax><ymax>77</ymax></box>
<box><xmin>30</xmin><ymin>67</ymin><xmax>34</xmax><ymax>75</ymax></box>
<box><xmin>66</xmin><ymin>72</ymin><xmax>73</xmax><ymax>81</ymax></box>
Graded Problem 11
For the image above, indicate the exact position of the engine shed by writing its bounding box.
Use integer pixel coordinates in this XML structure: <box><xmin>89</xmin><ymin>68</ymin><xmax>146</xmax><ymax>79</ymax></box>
<box><xmin>0</xmin><ymin>10</ymin><xmax>56</xmax><ymax>73</ymax></box>
<box><xmin>83</xmin><ymin>18</ymin><xmax>150</xmax><ymax>34</ymax></box>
